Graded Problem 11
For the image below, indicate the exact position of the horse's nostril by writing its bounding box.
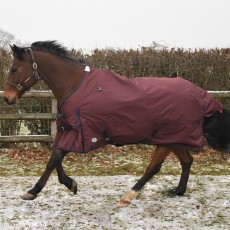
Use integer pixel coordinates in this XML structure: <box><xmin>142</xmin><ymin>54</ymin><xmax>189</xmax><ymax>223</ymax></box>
<box><xmin>3</xmin><ymin>96</ymin><xmax>9</xmax><ymax>103</ymax></box>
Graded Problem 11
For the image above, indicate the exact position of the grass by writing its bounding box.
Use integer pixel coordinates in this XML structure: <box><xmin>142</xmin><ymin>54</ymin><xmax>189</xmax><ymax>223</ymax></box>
<box><xmin>0</xmin><ymin>144</ymin><xmax>229</xmax><ymax>177</ymax></box>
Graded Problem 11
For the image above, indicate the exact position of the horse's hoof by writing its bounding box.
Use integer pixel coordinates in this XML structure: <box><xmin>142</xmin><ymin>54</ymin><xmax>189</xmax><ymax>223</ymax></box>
<box><xmin>20</xmin><ymin>192</ymin><xmax>37</xmax><ymax>200</ymax></box>
<box><xmin>117</xmin><ymin>200</ymin><xmax>130</xmax><ymax>208</ymax></box>
<box><xmin>116</xmin><ymin>190</ymin><xmax>139</xmax><ymax>208</ymax></box>
<box><xmin>168</xmin><ymin>188</ymin><xmax>184</xmax><ymax>196</ymax></box>
<box><xmin>71</xmin><ymin>179</ymin><xmax>77</xmax><ymax>194</ymax></box>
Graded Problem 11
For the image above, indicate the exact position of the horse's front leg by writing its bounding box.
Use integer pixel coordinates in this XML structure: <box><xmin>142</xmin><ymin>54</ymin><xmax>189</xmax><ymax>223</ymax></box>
<box><xmin>55</xmin><ymin>153</ymin><xmax>78</xmax><ymax>194</ymax></box>
<box><xmin>21</xmin><ymin>149</ymin><xmax>74</xmax><ymax>200</ymax></box>
<box><xmin>117</xmin><ymin>146</ymin><xmax>170</xmax><ymax>207</ymax></box>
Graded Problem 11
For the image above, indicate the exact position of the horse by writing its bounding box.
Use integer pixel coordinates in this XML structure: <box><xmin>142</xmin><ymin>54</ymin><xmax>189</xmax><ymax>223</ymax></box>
<box><xmin>3</xmin><ymin>41</ymin><xmax>230</xmax><ymax>208</ymax></box>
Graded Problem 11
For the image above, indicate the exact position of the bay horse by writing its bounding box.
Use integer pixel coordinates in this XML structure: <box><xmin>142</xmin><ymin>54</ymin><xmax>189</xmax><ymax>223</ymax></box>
<box><xmin>3</xmin><ymin>41</ymin><xmax>230</xmax><ymax>208</ymax></box>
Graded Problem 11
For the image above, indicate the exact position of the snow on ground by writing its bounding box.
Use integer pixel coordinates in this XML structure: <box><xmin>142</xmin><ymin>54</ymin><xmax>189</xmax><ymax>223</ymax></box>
<box><xmin>0</xmin><ymin>175</ymin><xmax>229</xmax><ymax>229</ymax></box>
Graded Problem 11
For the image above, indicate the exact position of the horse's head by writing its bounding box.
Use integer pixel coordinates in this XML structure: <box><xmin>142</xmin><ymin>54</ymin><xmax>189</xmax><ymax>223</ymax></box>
<box><xmin>4</xmin><ymin>45</ymin><xmax>40</xmax><ymax>105</ymax></box>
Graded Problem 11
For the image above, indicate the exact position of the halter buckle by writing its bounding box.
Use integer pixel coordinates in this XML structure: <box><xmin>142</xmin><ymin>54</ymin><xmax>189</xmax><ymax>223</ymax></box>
<box><xmin>33</xmin><ymin>63</ymin><xmax>38</xmax><ymax>69</ymax></box>
<box><xmin>16</xmin><ymin>84</ymin><xmax>23</xmax><ymax>91</ymax></box>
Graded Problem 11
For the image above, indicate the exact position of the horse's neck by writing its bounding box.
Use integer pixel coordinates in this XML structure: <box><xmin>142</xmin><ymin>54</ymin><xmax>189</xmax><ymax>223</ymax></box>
<box><xmin>37</xmin><ymin>53</ymin><xmax>85</xmax><ymax>103</ymax></box>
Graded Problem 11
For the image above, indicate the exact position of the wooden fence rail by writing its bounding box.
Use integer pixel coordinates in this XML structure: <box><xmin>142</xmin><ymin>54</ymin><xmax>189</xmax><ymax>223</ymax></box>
<box><xmin>0</xmin><ymin>90</ymin><xmax>56</xmax><ymax>143</ymax></box>
<box><xmin>0</xmin><ymin>90</ymin><xmax>230</xmax><ymax>143</ymax></box>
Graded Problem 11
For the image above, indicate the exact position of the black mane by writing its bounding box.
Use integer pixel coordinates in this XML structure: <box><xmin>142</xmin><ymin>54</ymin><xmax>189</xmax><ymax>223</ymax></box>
<box><xmin>31</xmin><ymin>40</ymin><xmax>85</xmax><ymax>64</ymax></box>
<box><xmin>31</xmin><ymin>41</ymin><xmax>68</xmax><ymax>56</ymax></box>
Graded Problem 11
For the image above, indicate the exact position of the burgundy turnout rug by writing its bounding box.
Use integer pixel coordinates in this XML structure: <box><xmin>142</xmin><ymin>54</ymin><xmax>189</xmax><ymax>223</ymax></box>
<box><xmin>52</xmin><ymin>68</ymin><xmax>223</xmax><ymax>153</ymax></box>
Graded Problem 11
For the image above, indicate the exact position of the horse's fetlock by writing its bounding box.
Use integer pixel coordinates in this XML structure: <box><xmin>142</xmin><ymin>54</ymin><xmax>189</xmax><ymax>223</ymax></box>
<box><xmin>58</xmin><ymin>177</ymin><xmax>65</xmax><ymax>185</ymax></box>
<box><xmin>59</xmin><ymin>176</ymin><xmax>73</xmax><ymax>191</ymax></box>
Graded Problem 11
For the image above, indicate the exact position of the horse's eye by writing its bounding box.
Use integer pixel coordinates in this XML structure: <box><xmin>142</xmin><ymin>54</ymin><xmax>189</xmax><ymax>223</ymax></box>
<box><xmin>10</xmin><ymin>68</ymin><xmax>17</xmax><ymax>73</ymax></box>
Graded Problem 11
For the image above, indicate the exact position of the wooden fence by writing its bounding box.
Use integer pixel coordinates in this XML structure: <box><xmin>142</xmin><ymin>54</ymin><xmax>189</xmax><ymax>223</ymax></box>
<box><xmin>0</xmin><ymin>90</ymin><xmax>56</xmax><ymax>143</ymax></box>
<box><xmin>0</xmin><ymin>90</ymin><xmax>230</xmax><ymax>143</ymax></box>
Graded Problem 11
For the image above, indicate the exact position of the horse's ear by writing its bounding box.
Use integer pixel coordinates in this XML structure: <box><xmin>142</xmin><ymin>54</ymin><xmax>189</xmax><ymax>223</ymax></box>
<box><xmin>10</xmin><ymin>44</ymin><xmax>19</xmax><ymax>53</ymax></box>
<box><xmin>9</xmin><ymin>44</ymin><xmax>25</xmax><ymax>59</ymax></box>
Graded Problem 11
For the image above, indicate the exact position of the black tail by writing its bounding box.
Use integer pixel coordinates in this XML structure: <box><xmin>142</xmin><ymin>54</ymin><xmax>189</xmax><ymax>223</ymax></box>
<box><xmin>204</xmin><ymin>108</ymin><xmax>230</xmax><ymax>153</ymax></box>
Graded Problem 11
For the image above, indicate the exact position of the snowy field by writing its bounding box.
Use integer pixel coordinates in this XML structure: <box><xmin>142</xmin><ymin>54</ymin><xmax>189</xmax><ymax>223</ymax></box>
<box><xmin>0</xmin><ymin>175</ymin><xmax>229</xmax><ymax>230</ymax></box>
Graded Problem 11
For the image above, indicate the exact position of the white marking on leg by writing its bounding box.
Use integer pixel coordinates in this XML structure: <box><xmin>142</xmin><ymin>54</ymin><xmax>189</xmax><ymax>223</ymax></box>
<box><xmin>117</xmin><ymin>189</ymin><xmax>139</xmax><ymax>208</ymax></box>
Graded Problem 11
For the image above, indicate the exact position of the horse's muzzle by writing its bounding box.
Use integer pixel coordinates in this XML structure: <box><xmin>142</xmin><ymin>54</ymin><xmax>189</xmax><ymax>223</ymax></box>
<box><xmin>3</xmin><ymin>96</ymin><xmax>17</xmax><ymax>105</ymax></box>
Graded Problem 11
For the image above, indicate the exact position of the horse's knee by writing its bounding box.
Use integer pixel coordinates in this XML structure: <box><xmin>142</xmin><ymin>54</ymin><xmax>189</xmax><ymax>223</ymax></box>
<box><xmin>46</xmin><ymin>150</ymin><xmax>64</xmax><ymax>169</ymax></box>
<box><xmin>182</xmin><ymin>154</ymin><xmax>193</xmax><ymax>169</ymax></box>
<box><xmin>58</xmin><ymin>175</ymin><xmax>70</xmax><ymax>185</ymax></box>
<box><xmin>145</xmin><ymin>146</ymin><xmax>170</xmax><ymax>174</ymax></box>
<box><xmin>187</xmin><ymin>155</ymin><xmax>193</xmax><ymax>166</ymax></box>
<box><xmin>149</xmin><ymin>162</ymin><xmax>162</xmax><ymax>175</ymax></box>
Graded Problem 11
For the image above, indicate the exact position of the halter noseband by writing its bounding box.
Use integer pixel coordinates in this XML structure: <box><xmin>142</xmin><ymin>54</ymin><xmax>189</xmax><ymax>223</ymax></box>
<box><xmin>6</xmin><ymin>48</ymin><xmax>41</xmax><ymax>91</ymax></box>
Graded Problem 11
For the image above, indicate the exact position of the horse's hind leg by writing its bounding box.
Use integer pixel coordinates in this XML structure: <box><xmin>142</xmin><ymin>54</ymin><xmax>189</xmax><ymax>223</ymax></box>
<box><xmin>117</xmin><ymin>146</ymin><xmax>170</xmax><ymax>208</ymax></box>
<box><xmin>21</xmin><ymin>149</ymin><xmax>77</xmax><ymax>200</ymax></box>
<box><xmin>169</xmin><ymin>150</ymin><xmax>193</xmax><ymax>196</ymax></box>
